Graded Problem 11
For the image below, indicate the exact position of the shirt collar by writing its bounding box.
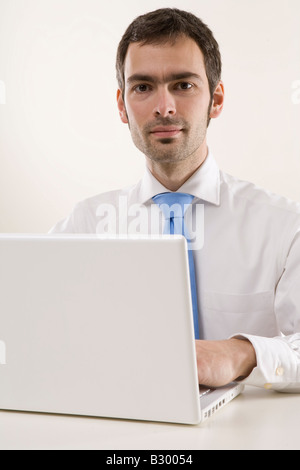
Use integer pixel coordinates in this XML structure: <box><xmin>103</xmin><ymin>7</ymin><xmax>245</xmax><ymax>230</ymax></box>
<box><xmin>134</xmin><ymin>150</ymin><xmax>220</xmax><ymax>206</ymax></box>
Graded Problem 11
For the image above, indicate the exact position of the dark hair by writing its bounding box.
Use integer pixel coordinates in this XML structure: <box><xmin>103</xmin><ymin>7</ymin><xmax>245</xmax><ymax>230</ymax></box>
<box><xmin>116</xmin><ymin>8</ymin><xmax>222</xmax><ymax>99</ymax></box>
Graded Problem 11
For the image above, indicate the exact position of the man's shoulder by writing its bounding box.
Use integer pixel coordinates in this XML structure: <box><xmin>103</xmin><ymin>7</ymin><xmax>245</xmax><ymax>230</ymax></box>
<box><xmin>49</xmin><ymin>185</ymin><xmax>136</xmax><ymax>234</ymax></box>
<box><xmin>220</xmin><ymin>170</ymin><xmax>300</xmax><ymax>217</ymax></box>
<box><xmin>75</xmin><ymin>185</ymin><xmax>136</xmax><ymax>212</ymax></box>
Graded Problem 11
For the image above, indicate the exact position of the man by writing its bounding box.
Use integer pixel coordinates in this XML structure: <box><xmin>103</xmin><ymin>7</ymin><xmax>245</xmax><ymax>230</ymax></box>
<box><xmin>51</xmin><ymin>8</ymin><xmax>300</xmax><ymax>392</ymax></box>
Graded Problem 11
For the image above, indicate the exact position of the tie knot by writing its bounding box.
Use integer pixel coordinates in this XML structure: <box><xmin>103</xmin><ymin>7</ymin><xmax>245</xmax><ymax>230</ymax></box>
<box><xmin>152</xmin><ymin>192</ymin><xmax>194</xmax><ymax>219</ymax></box>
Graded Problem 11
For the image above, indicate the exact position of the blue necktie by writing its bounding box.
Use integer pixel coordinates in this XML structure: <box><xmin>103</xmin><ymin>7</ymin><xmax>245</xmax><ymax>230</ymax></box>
<box><xmin>152</xmin><ymin>192</ymin><xmax>200</xmax><ymax>340</ymax></box>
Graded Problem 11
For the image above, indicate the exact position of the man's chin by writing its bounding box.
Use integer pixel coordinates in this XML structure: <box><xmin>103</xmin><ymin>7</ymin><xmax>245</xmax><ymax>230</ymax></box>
<box><xmin>154</xmin><ymin>138</ymin><xmax>175</xmax><ymax>145</ymax></box>
<box><xmin>145</xmin><ymin>152</ymin><xmax>188</xmax><ymax>164</ymax></box>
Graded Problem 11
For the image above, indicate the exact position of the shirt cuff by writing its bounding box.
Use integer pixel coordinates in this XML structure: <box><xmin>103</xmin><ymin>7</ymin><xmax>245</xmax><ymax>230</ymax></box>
<box><xmin>230</xmin><ymin>333</ymin><xmax>300</xmax><ymax>392</ymax></box>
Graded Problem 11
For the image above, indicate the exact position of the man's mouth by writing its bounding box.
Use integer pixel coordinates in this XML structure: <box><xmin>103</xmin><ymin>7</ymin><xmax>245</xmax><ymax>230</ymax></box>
<box><xmin>150</xmin><ymin>126</ymin><xmax>183</xmax><ymax>138</ymax></box>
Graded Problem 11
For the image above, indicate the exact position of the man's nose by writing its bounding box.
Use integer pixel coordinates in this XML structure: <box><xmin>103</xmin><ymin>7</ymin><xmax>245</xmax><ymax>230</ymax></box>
<box><xmin>152</xmin><ymin>88</ymin><xmax>176</xmax><ymax>117</ymax></box>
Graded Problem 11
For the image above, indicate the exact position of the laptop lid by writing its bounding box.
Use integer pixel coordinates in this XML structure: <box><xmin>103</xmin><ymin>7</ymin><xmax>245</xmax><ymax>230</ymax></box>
<box><xmin>0</xmin><ymin>234</ymin><xmax>201</xmax><ymax>424</ymax></box>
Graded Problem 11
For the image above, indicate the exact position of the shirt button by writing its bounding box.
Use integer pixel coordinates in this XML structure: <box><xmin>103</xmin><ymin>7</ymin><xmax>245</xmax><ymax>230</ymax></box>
<box><xmin>276</xmin><ymin>367</ymin><xmax>284</xmax><ymax>376</ymax></box>
<box><xmin>264</xmin><ymin>383</ymin><xmax>272</xmax><ymax>390</ymax></box>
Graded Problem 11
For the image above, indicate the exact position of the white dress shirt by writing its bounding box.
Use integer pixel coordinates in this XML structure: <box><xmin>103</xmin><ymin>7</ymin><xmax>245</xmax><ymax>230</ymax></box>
<box><xmin>50</xmin><ymin>151</ymin><xmax>300</xmax><ymax>393</ymax></box>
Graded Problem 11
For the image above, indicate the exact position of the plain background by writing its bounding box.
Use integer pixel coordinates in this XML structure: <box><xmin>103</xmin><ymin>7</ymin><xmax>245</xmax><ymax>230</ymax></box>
<box><xmin>0</xmin><ymin>0</ymin><xmax>299</xmax><ymax>232</ymax></box>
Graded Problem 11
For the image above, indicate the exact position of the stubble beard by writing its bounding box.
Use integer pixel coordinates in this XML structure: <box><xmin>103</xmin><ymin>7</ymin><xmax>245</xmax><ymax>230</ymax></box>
<box><xmin>127</xmin><ymin>114</ymin><xmax>210</xmax><ymax>165</ymax></box>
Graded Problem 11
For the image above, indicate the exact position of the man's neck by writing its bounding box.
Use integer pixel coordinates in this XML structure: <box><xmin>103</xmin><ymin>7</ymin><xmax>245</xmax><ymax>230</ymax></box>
<box><xmin>146</xmin><ymin>146</ymin><xmax>208</xmax><ymax>192</ymax></box>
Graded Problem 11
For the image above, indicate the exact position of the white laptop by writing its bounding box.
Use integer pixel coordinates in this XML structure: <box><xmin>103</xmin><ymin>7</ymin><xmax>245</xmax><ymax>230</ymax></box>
<box><xmin>0</xmin><ymin>234</ymin><xmax>243</xmax><ymax>425</ymax></box>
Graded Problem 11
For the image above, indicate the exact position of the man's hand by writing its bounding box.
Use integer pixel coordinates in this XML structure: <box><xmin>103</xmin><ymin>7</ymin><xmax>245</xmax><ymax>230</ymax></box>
<box><xmin>195</xmin><ymin>338</ymin><xmax>257</xmax><ymax>387</ymax></box>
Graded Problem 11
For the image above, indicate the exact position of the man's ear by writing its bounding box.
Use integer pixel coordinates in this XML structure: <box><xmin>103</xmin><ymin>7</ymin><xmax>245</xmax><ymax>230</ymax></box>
<box><xmin>209</xmin><ymin>81</ymin><xmax>224</xmax><ymax>119</ymax></box>
<box><xmin>117</xmin><ymin>89</ymin><xmax>128</xmax><ymax>124</ymax></box>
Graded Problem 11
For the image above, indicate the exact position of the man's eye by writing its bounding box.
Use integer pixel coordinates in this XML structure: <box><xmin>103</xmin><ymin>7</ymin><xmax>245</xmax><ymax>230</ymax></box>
<box><xmin>176</xmin><ymin>82</ymin><xmax>193</xmax><ymax>90</ymax></box>
<box><xmin>134</xmin><ymin>84</ymin><xmax>150</xmax><ymax>93</ymax></box>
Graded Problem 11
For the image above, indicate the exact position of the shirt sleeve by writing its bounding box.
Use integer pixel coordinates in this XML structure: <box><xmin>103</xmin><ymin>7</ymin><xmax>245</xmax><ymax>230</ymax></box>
<box><xmin>232</xmin><ymin>224</ymin><xmax>300</xmax><ymax>393</ymax></box>
<box><xmin>48</xmin><ymin>202</ymin><xmax>86</xmax><ymax>234</ymax></box>
<box><xmin>232</xmin><ymin>333</ymin><xmax>300</xmax><ymax>393</ymax></box>
<box><xmin>49</xmin><ymin>213</ymin><xmax>76</xmax><ymax>233</ymax></box>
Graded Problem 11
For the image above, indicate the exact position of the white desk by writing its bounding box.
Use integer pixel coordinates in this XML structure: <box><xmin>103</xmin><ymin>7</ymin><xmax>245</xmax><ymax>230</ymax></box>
<box><xmin>1</xmin><ymin>386</ymin><xmax>300</xmax><ymax>450</ymax></box>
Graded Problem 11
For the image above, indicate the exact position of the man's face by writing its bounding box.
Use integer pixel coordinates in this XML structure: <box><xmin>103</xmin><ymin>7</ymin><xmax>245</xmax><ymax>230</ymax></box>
<box><xmin>117</xmin><ymin>36</ymin><xmax>220</xmax><ymax>166</ymax></box>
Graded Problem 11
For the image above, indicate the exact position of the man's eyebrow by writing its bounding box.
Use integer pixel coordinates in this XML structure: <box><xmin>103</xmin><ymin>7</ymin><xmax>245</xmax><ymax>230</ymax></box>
<box><xmin>126</xmin><ymin>72</ymin><xmax>203</xmax><ymax>85</ymax></box>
